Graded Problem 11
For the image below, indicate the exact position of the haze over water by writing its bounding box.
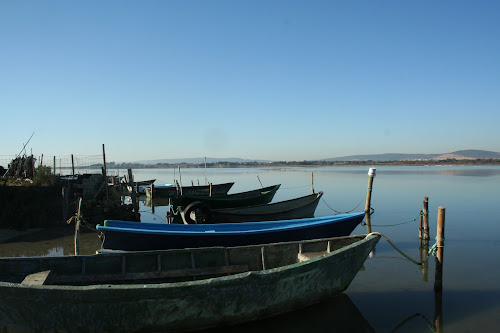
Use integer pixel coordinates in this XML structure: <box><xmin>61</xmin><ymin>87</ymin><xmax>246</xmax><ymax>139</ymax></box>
<box><xmin>1</xmin><ymin>165</ymin><xmax>499</xmax><ymax>332</ymax></box>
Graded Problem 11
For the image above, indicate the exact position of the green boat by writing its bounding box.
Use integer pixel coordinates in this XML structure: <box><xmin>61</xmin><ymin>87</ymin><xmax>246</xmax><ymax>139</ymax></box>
<box><xmin>174</xmin><ymin>184</ymin><xmax>281</xmax><ymax>210</ymax></box>
<box><xmin>0</xmin><ymin>234</ymin><xmax>379</xmax><ymax>332</ymax></box>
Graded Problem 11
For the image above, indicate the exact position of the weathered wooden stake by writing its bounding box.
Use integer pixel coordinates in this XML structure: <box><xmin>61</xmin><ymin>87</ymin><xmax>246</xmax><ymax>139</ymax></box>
<box><xmin>102</xmin><ymin>144</ymin><xmax>108</xmax><ymax>200</ymax></box>
<box><xmin>71</xmin><ymin>154</ymin><xmax>75</xmax><ymax>177</ymax></box>
<box><xmin>74</xmin><ymin>197</ymin><xmax>82</xmax><ymax>256</ymax></box>
<box><xmin>178</xmin><ymin>166</ymin><xmax>183</xmax><ymax>195</ymax></box>
<box><xmin>209</xmin><ymin>183</ymin><xmax>212</xmax><ymax>197</ymax></box>
<box><xmin>311</xmin><ymin>172</ymin><xmax>315</xmax><ymax>194</ymax></box>
<box><xmin>364</xmin><ymin>168</ymin><xmax>376</xmax><ymax>233</ymax></box>
<box><xmin>423</xmin><ymin>197</ymin><xmax>430</xmax><ymax>240</ymax></box>
<box><xmin>434</xmin><ymin>206</ymin><xmax>446</xmax><ymax>292</ymax></box>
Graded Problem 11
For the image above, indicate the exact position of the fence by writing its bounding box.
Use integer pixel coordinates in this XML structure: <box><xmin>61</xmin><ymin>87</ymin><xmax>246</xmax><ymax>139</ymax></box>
<box><xmin>0</xmin><ymin>154</ymin><xmax>106</xmax><ymax>176</ymax></box>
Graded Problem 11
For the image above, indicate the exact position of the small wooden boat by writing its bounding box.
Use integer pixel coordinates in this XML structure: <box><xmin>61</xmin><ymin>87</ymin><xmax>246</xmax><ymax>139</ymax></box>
<box><xmin>0</xmin><ymin>234</ymin><xmax>380</xmax><ymax>332</ymax></box>
<box><xmin>173</xmin><ymin>184</ymin><xmax>281</xmax><ymax>210</ymax></box>
<box><xmin>96</xmin><ymin>212</ymin><xmax>365</xmax><ymax>251</ymax></box>
<box><xmin>181</xmin><ymin>191</ymin><xmax>324</xmax><ymax>224</ymax></box>
<box><xmin>144</xmin><ymin>181</ymin><xmax>235</xmax><ymax>198</ymax></box>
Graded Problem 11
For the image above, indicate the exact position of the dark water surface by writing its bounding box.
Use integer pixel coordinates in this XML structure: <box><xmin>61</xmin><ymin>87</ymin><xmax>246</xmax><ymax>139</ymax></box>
<box><xmin>1</xmin><ymin>166</ymin><xmax>499</xmax><ymax>332</ymax></box>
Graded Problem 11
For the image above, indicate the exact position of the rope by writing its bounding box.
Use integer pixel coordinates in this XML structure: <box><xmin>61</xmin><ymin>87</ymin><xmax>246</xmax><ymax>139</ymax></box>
<box><xmin>321</xmin><ymin>195</ymin><xmax>366</xmax><ymax>214</ymax></box>
<box><xmin>364</xmin><ymin>211</ymin><xmax>427</xmax><ymax>227</ymax></box>
<box><xmin>428</xmin><ymin>237</ymin><xmax>445</xmax><ymax>257</ymax></box>
<box><xmin>366</xmin><ymin>232</ymin><xmax>431</xmax><ymax>265</ymax></box>
<box><xmin>66</xmin><ymin>212</ymin><xmax>97</xmax><ymax>232</ymax></box>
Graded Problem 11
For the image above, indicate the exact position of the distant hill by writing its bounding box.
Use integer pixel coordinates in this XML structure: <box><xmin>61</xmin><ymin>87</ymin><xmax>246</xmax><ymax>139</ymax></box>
<box><xmin>324</xmin><ymin>150</ymin><xmax>500</xmax><ymax>162</ymax></box>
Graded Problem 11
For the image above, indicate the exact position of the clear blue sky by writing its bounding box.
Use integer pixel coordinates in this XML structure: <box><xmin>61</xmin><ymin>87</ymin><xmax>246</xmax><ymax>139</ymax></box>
<box><xmin>1</xmin><ymin>1</ymin><xmax>499</xmax><ymax>162</ymax></box>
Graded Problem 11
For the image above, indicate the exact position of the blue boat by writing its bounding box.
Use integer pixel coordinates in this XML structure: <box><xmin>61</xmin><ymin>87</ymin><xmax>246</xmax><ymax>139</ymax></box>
<box><xmin>96</xmin><ymin>212</ymin><xmax>365</xmax><ymax>251</ymax></box>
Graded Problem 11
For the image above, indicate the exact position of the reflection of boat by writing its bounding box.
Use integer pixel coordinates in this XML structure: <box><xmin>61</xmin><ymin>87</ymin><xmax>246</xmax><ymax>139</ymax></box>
<box><xmin>0</xmin><ymin>234</ymin><xmax>379</xmax><ymax>332</ymax></box>
<box><xmin>96</xmin><ymin>212</ymin><xmax>365</xmax><ymax>251</ymax></box>
<box><xmin>204</xmin><ymin>293</ymin><xmax>375</xmax><ymax>333</ymax></box>
<box><xmin>125</xmin><ymin>179</ymin><xmax>157</xmax><ymax>194</ymax></box>
<box><xmin>174</xmin><ymin>184</ymin><xmax>281</xmax><ymax>210</ymax></box>
<box><xmin>181</xmin><ymin>191</ymin><xmax>323</xmax><ymax>224</ymax></box>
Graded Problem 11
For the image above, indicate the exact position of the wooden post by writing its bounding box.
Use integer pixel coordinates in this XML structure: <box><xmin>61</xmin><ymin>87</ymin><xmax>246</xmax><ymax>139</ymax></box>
<box><xmin>311</xmin><ymin>172</ymin><xmax>314</xmax><ymax>194</ymax></box>
<box><xmin>423</xmin><ymin>197</ymin><xmax>430</xmax><ymax>240</ymax></box>
<box><xmin>74</xmin><ymin>197</ymin><xmax>82</xmax><ymax>256</ymax></box>
<box><xmin>419</xmin><ymin>210</ymin><xmax>423</xmax><ymax>239</ymax></box>
<box><xmin>178</xmin><ymin>166</ymin><xmax>183</xmax><ymax>195</ymax></box>
<box><xmin>364</xmin><ymin>168</ymin><xmax>376</xmax><ymax>233</ymax></box>
<box><xmin>434</xmin><ymin>206</ymin><xmax>446</xmax><ymax>292</ymax></box>
<box><xmin>102</xmin><ymin>144</ymin><xmax>108</xmax><ymax>200</ymax></box>
<box><xmin>209</xmin><ymin>183</ymin><xmax>212</xmax><ymax>197</ymax></box>
<box><xmin>71</xmin><ymin>154</ymin><xmax>75</xmax><ymax>177</ymax></box>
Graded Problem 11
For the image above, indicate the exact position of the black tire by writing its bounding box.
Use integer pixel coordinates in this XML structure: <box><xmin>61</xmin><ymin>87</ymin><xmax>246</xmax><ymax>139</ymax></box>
<box><xmin>183</xmin><ymin>201</ymin><xmax>213</xmax><ymax>224</ymax></box>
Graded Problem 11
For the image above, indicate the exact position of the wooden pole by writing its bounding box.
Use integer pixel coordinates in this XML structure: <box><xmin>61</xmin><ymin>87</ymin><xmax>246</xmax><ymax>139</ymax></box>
<box><xmin>209</xmin><ymin>183</ymin><xmax>212</xmax><ymax>197</ymax></box>
<box><xmin>423</xmin><ymin>197</ymin><xmax>430</xmax><ymax>240</ymax></box>
<box><xmin>74</xmin><ymin>197</ymin><xmax>82</xmax><ymax>256</ymax></box>
<box><xmin>178</xmin><ymin>166</ymin><xmax>183</xmax><ymax>195</ymax></box>
<box><xmin>434</xmin><ymin>206</ymin><xmax>446</xmax><ymax>292</ymax></box>
<box><xmin>364</xmin><ymin>168</ymin><xmax>376</xmax><ymax>233</ymax></box>
<box><xmin>419</xmin><ymin>210</ymin><xmax>423</xmax><ymax>239</ymax></box>
<box><xmin>311</xmin><ymin>172</ymin><xmax>314</xmax><ymax>194</ymax></box>
<box><xmin>71</xmin><ymin>154</ymin><xmax>75</xmax><ymax>177</ymax></box>
<box><xmin>102</xmin><ymin>144</ymin><xmax>108</xmax><ymax>200</ymax></box>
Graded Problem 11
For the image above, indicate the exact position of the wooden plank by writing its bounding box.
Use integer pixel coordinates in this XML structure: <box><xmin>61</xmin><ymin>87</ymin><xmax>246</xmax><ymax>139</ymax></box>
<box><xmin>51</xmin><ymin>265</ymin><xmax>249</xmax><ymax>284</ymax></box>
<box><xmin>21</xmin><ymin>270</ymin><xmax>52</xmax><ymax>285</ymax></box>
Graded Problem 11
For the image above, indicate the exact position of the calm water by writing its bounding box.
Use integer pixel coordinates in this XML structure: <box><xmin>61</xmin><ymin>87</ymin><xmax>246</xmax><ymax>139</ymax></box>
<box><xmin>1</xmin><ymin>166</ymin><xmax>499</xmax><ymax>332</ymax></box>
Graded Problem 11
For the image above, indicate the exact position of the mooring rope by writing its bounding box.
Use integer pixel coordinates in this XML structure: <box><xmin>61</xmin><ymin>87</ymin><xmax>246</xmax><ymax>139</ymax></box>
<box><xmin>66</xmin><ymin>213</ymin><xmax>98</xmax><ymax>232</ymax></box>
<box><xmin>365</xmin><ymin>232</ymin><xmax>439</xmax><ymax>265</ymax></box>
<box><xmin>321</xmin><ymin>195</ymin><xmax>366</xmax><ymax>214</ymax></box>
<box><xmin>364</xmin><ymin>211</ymin><xmax>428</xmax><ymax>227</ymax></box>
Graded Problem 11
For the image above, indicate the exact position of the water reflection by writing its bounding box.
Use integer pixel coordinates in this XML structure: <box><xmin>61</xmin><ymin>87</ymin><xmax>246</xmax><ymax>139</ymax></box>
<box><xmin>200</xmin><ymin>293</ymin><xmax>374</xmax><ymax>333</ymax></box>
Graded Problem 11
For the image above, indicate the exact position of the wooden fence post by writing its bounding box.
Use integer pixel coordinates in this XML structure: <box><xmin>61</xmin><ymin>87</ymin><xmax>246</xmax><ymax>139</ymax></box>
<box><xmin>364</xmin><ymin>168</ymin><xmax>376</xmax><ymax>233</ymax></box>
<box><xmin>74</xmin><ymin>197</ymin><xmax>82</xmax><ymax>256</ymax></box>
<box><xmin>423</xmin><ymin>197</ymin><xmax>430</xmax><ymax>240</ymax></box>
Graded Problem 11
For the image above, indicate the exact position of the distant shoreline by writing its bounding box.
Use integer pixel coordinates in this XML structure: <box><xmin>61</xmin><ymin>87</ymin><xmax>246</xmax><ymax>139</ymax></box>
<box><xmin>108</xmin><ymin>159</ymin><xmax>500</xmax><ymax>169</ymax></box>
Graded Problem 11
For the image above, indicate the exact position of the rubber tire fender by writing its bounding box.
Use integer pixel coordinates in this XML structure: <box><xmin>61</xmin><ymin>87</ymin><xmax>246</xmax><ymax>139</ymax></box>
<box><xmin>183</xmin><ymin>201</ymin><xmax>213</xmax><ymax>224</ymax></box>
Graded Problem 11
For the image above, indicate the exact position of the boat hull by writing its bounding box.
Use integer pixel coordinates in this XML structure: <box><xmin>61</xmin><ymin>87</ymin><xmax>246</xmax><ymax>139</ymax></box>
<box><xmin>0</xmin><ymin>234</ymin><xmax>379</xmax><ymax>332</ymax></box>
<box><xmin>97</xmin><ymin>213</ymin><xmax>365</xmax><ymax>251</ymax></box>
<box><xmin>195</xmin><ymin>191</ymin><xmax>324</xmax><ymax>223</ymax></box>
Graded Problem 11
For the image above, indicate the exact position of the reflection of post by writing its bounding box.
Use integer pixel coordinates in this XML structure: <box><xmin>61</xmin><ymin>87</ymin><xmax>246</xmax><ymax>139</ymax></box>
<box><xmin>434</xmin><ymin>283</ymin><xmax>443</xmax><ymax>333</ymax></box>
<box><xmin>421</xmin><ymin>239</ymin><xmax>429</xmax><ymax>282</ymax></box>
<box><xmin>128</xmin><ymin>169</ymin><xmax>139</xmax><ymax>221</ymax></box>
<box><xmin>364</xmin><ymin>168</ymin><xmax>376</xmax><ymax>233</ymax></box>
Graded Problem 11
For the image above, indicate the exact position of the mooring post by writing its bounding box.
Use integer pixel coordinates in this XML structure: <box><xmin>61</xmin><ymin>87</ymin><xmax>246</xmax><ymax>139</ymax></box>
<box><xmin>74</xmin><ymin>197</ymin><xmax>82</xmax><ymax>256</ymax></box>
<box><xmin>434</xmin><ymin>206</ymin><xmax>445</xmax><ymax>292</ymax></box>
<box><xmin>71</xmin><ymin>154</ymin><xmax>75</xmax><ymax>178</ymax></box>
<box><xmin>364</xmin><ymin>168</ymin><xmax>376</xmax><ymax>233</ymax></box>
<box><xmin>423</xmin><ymin>197</ymin><xmax>430</xmax><ymax>240</ymax></box>
<box><xmin>209</xmin><ymin>183</ymin><xmax>212</xmax><ymax>197</ymax></box>
<box><xmin>311</xmin><ymin>172</ymin><xmax>315</xmax><ymax>194</ymax></box>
